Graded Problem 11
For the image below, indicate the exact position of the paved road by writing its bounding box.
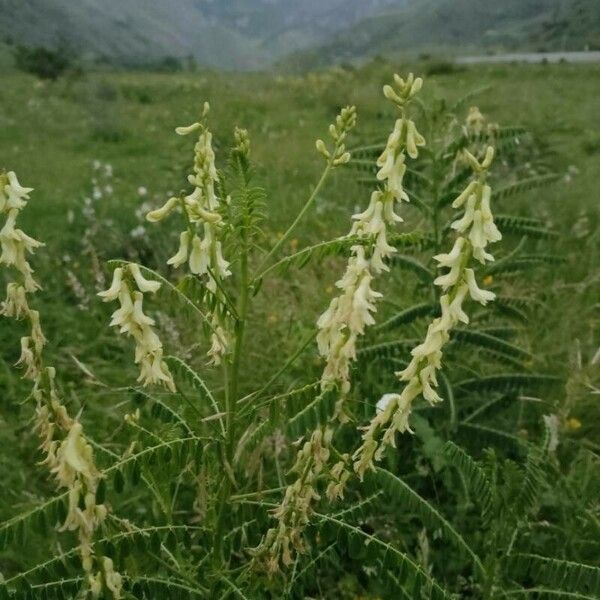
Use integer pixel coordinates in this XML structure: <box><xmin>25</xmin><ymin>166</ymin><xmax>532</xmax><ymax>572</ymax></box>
<box><xmin>456</xmin><ymin>51</ymin><xmax>600</xmax><ymax>64</ymax></box>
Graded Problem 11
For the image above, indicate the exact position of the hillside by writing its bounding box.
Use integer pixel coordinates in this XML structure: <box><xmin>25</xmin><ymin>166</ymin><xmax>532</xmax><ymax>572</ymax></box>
<box><xmin>0</xmin><ymin>0</ymin><xmax>598</xmax><ymax>71</ymax></box>
<box><xmin>0</xmin><ymin>0</ymin><xmax>407</xmax><ymax>70</ymax></box>
<box><xmin>285</xmin><ymin>0</ymin><xmax>600</xmax><ymax>69</ymax></box>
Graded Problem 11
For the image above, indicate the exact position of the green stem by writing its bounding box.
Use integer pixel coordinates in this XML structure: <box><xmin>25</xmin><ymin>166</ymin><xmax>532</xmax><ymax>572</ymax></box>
<box><xmin>256</xmin><ymin>162</ymin><xmax>332</xmax><ymax>275</ymax></box>
<box><xmin>213</xmin><ymin>212</ymin><xmax>250</xmax><ymax>567</ymax></box>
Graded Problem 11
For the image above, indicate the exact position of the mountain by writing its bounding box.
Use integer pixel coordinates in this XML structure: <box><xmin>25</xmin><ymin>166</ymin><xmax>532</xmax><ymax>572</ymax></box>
<box><xmin>0</xmin><ymin>0</ymin><xmax>407</xmax><ymax>70</ymax></box>
<box><xmin>285</xmin><ymin>0</ymin><xmax>600</xmax><ymax>69</ymax></box>
<box><xmin>0</xmin><ymin>0</ymin><xmax>597</xmax><ymax>71</ymax></box>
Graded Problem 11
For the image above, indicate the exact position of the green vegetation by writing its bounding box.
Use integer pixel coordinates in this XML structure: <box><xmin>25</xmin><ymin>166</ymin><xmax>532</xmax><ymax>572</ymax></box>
<box><xmin>0</xmin><ymin>58</ymin><xmax>598</xmax><ymax>598</ymax></box>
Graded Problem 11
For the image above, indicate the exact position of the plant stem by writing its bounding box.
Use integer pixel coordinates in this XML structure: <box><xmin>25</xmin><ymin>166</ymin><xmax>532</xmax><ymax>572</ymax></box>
<box><xmin>213</xmin><ymin>210</ymin><xmax>250</xmax><ymax>567</ymax></box>
<box><xmin>256</xmin><ymin>163</ymin><xmax>332</xmax><ymax>275</ymax></box>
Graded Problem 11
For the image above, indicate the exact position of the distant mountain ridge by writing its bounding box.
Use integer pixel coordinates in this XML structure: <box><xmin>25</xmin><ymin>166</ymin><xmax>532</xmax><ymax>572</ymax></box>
<box><xmin>285</xmin><ymin>0</ymin><xmax>600</xmax><ymax>69</ymax></box>
<box><xmin>0</xmin><ymin>0</ymin><xmax>598</xmax><ymax>70</ymax></box>
<box><xmin>0</xmin><ymin>0</ymin><xmax>407</xmax><ymax>70</ymax></box>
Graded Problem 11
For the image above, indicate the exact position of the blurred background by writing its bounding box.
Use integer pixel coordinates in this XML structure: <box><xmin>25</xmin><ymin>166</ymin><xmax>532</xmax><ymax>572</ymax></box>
<box><xmin>1</xmin><ymin>0</ymin><xmax>599</xmax><ymax>72</ymax></box>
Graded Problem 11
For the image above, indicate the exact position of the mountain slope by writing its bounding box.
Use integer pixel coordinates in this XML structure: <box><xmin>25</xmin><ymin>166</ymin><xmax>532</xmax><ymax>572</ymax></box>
<box><xmin>0</xmin><ymin>0</ymin><xmax>407</xmax><ymax>69</ymax></box>
<box><xmin>285</xmin><ymin>0</ymin><xmax>599</xmax><ymax>69</ymax></box>
<box><xmin>0</xmin><ymin>0</ymin><xmax>267</xmax><ymax>69</ymax></box>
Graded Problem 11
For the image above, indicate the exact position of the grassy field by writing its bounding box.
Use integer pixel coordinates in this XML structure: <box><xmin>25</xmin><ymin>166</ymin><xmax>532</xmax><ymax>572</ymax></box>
<box><xmin>1</xmin><ymin>60</ymin><xmax>598</xmax><ymax>360</ymax></box>
<box><xmin>0</xmin><ymin>58</ymin><xmax>599</xmax><ymax>595</ymax></box>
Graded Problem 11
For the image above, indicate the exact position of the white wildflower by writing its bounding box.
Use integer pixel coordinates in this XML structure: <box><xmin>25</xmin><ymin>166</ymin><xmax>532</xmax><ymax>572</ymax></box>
<box><xmin>98</xmin><ymin>264</ymin><xmax>174</xmax><ymax>391</ymax></box>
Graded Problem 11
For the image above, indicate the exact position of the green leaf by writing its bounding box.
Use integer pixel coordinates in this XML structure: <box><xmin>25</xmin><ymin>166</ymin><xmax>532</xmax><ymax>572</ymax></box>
<box><xmin>456</xmin><ymin>373</ymin><xmax>561</xmax><ymax>394</ymax></box>
<box><xmin>375</xmin><ymin>302</ymin><xmax>438</xmax><ymax>332</ymax></box>
<box><xmin>314</xmin><ymin>511</ymin><xmax>452</xmax><ymax>599</ymax></box>
<box><xmin>493</xmin><ymin>215</ymin><xmax>557</xmax><ymax>239</ymax></box>
<box><xmin>505</xmin><ymin>553</ymin><xmax>600</xmax><ymax>597</ymax></box>
<box><xmin>451</xmin><ymin>329</ymin><xmax>532</xmax><ymax>365</ymax></box>
<box><xmin>388</xmin><ymin>254</ymin><xmax>434</xmax><ymax>283</ymax></box>
<box><xmin>286</xmin><ymin>389</ymin><xmax>336</xmax><ymax>438</ymax></box>
<box><xmin>368</xmin><ymin>468</ymin><xmax>485</xmax><ymax>577</ymax></box>
<box><xmin>494</xmin><ymin>173</ymin><xmax>560</xmax><ymax>201</ymax></box>
<box><xmin>165</xmin><ymin>355</ymin><xmax>224</xmax><ymax>435</ymax></box>
<box><xmin>358</xmin><ymin>339</ymin><xmax>419</xmax><ymax>360</ymax></box>
<box><xmin>443</xmin><ymin>441</ymin><xmax>493</xmax><ymax>519</ymax></box>
<box><xmin>487</xmin><ymin>253</ymin><xmax>565</xmax><ymax>275</ymax></box>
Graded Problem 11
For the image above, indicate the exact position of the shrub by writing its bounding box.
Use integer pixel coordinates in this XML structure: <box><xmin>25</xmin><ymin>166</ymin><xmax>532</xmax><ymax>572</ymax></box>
<box><xmin>13</xmin><ymin>45</ymin><xmax>72</xmax><ymax>80</ymax></box>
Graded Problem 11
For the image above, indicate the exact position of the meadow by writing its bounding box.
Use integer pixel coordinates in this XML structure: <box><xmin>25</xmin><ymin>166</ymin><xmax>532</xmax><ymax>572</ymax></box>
<box><xmin>0</xmin><ymin>59</ymin><xmax>598</xmax><ymax>598</ymax></box>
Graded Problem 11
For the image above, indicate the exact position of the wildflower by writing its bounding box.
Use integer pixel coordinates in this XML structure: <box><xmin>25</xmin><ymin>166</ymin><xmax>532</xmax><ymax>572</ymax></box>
<box><xmin>465</xmin><ymin>268</ymin><xmax>495</xmax><ymax>305</ymax></box>
<box><xmin>315</xmin><ymin>105</ymin><xmax>357</xmax><ymax>166</ymax></box>
<box><xmin>147</xmin><ymin>104</ymin><xmax>232</xmax><ymax>363</ymax></box>
<box><xmin>129</xmin><ymin>225</ymin><xmax>146</xmax><ymax>238</ymax></box>
<box><xmin>1</xmin><ymin>174</ymin><xmax>121</xmax><ymax>598</ymax></box>
<box><xmin>146</xmin><ymin>196</ymin><xmax>179</xmax><ymax>222</ymax></box>
<box><xmin>317</xmin><ymin>76</ymin><xmax>424</xmax><ymax>404</ymax></box>
<box><xmin>207</xmin><ymin>316</ymin><xmax>228</xmax><ymax>365</ymax></box>
<box><xmin>353</xmin><ymin>143</ymin><xmax>502</xmax><ymax>478</ymax></box>
<box><xmin>466</xmin><ymin>106</ymin><xmax>485</xmax><ymax>135</ymax></box>
<box><xmin>98</xmin><ymin>263</ymin><xmax>175</xmax><ymax>391</ymax></box>
<box><xmin>251</xmin><ymin>425</ymin><xmax>350</xmax><ymax>573</ymax></box>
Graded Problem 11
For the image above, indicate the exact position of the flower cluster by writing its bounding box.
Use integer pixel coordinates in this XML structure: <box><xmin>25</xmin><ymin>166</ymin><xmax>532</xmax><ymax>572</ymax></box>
<box><xmin>146</xmin><ymin>102</ymin><xmax>230</xmax><ymax>365</ymax></box>
<box><xmin>315</xmin><ymin>105</ymin><xmax>356</xmax><ymax>167</ymax></box>
<box><xmin>251</xmin><ymin>425</ymin><xmax>349</xmax><ymax>574</ymax></box>
<box><xmin>34</xmin><ymin>369</ymin><xmax>122</xmax><ymax>598</ymax></box>
<box><xmin>0</xmin><ymin>171</ymin><xmax>122</xmax><ymax>598</ymax></box>
<box><xmin>98</xmin><ymin>263</ymin><xmax>175</xmax><ymax>390</ymax></box>
<box><xmin>0</xmin><ymin>171</ymin><xmax>45</xmax><ymax>379</ymax></box>
<box><xmin>463</xmin><ymin>106</ymin><xmax>499</xmax><ymax>149</ymax></box>
<box><xmin>317</xmin><ymin>74</ymin><xmax>425</xmax><ymax>408</ymax></box>
<box><xmin>353</xmin><ymin>145</ymin><xmax>502</xmax><ymax>478</ymax></box>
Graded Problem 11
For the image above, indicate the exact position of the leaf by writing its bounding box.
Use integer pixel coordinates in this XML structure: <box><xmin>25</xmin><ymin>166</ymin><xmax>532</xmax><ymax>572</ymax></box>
<box><xmin>493</xmin><ymin>295</ymin><xmax>539</xmax><ymax>322</ymax></box>
<box><xmin>451</xmin><ymin>329</ymin><xmax>532</xmax><ymax>364</ymax></box>
<box><xmin>221</xmin><ymin>576</ymin><xmax>253</xmax><ymax>599</ymax></box>
<box><xmin>513</xmin><ymin>441</ymin><xmax>547</xmax><ymax>518</ymax></box>
<box><xmin>450</xmin><ymin>85</ymin><xmax>493</xmax><ymax>114</ymax></box>
<box><xmin>493</xmin><ymin>173</ymin><xmax>560</xmax><ymax>201</ymax></box>
<box><xmin>487</xmin><ymin>253</ymin><xmax>565</xmax><ymax>275</ymax></box>
<box><xmin>286</xmin><ymin>389</ymin><xmax>336</xmax><ymax>438</ymax></box>
<box><xmin>129</xmin><ymin>575</ymin><xmax>207</xmax><ymax>597</ymax></box>
<box><xmin>165</xmin><ymin>356</ymin><xmax>224</xmax><ymax>435</ymax></box>
<box><xmin>443</xmin><ymin>441</ymin><xmax>493</xmax><ymax>519</ymax></box>
<box><xmin>257</xmin><ymin>233</ymin><xmax>423</xmax><ymax>281</ymax></box>
<box><xmin>375</xmin><ymin>302</ymin><xmax>438</xmax><ymax>333</ymax></box>
<box><xmin>0</xmin><ymin>494</ymin><xmax>68</xmax><ymax>550</ymax></box>
<box><xmin>505</xmin><ymin>553</ymin><xmax>600</xmax><ymax>597</ymax></box>
<box><xmin>388</xmin><ymin>254</ymin><xmax>434</xmax><ymax>283</ymax></box>
<box><xmin>257</xmin><ymin>237</ymin><xmax>356</xmax><ymax>280</ymax></box>
<box><xmin>313</xmin><ymin>511</ymin><xmax>452</xmax><ymax>599</ymax></box>
<box><xmin>358</xmin><ymin>339</ymin><xmax>419</xmax><ymax>360</ymax></box>
<box><xmin>455</xmin><ymin>373</ymin><xmax>561</xmax><ymax>394</ymax></box>
<box><xmin>236</xmin><ymin>383</ymin><xmax>320</xmax><ymax>462</ymax></box>
<box><xmin>493</xmin><ymin>215</ymin><xmax>557</xmax><ymax>239</ymax></box>
<box><xmin>132</xmin><ymin>387</ymin><xmax>194</xmax><ymax>436</ymax></box>
<box><xmin>367</xmin><ymin>468</ymin><xmax>485</xmax><ymax>577</ymax></box>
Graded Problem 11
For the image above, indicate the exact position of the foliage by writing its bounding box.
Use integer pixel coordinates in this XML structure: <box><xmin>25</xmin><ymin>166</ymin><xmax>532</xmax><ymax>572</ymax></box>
<box><xmin>13</xmin><ymin>45</ymin><xmax>71</xmax><ymax>80</ymax></box>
